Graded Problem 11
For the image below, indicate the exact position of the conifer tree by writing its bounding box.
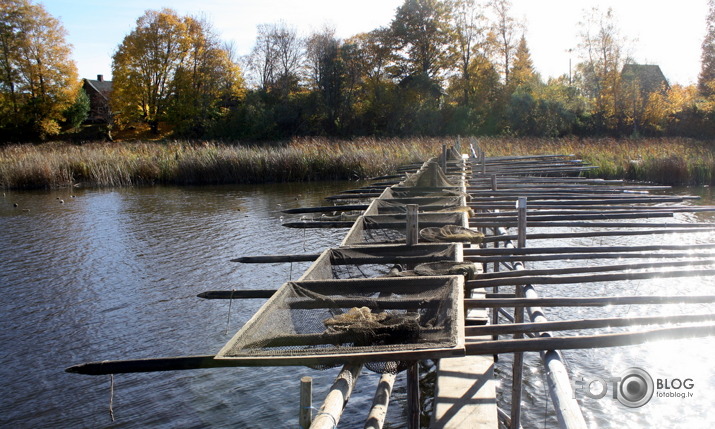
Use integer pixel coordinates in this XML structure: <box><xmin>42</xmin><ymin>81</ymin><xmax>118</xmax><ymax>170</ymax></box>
<box><xmin>699</xmin><ymin>0</ymin><xmax>715</xmax><ymax>97</ymax></box>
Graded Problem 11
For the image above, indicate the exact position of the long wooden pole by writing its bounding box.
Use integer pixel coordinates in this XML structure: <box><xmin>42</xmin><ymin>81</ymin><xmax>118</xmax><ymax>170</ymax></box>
<box><xmin>465</xmin><ymin>324</ymin><xmax>715</xmax><ymax>355</ymax></box>
<box><xmin>364</xmin><ymin>373</ymin><xmax>396</xmax><ymax>429</ymax></box>
<box><xmin>465</xmin><ymin>295</ymin><xmax>715</xmax><ymax>308</ymax></box>
<box><xmin>465</xmin><ymin>313</ymin><xmax>715</xmax><ymax>336</ymax></box>
<box><xmin>465</xmin><ymin>243</ymin><xmax>715</xmax><ymax>255</ymax></box>
<box><xmin>480</xmin><ymin>228</ymin><xmax>715</xmax><ymax>243</ymax></box>
<box><xmin>510</xmin><ymin>198</ymin><xmax>527</xmax><ymax>429</ymax></box>
<box><xmin>465</xmin><ymin>268</ymin><xmax>715</xmax><ymax>288</ymax></box>
<box><xmin>311</xmin><ymin>364</ymin><xmax>363</xmax><ymax>429</ymax></box>
<box><xmin>473</xmin><ymin>259</ymin><xmax>715</xmax><ymax>279</ymax></box>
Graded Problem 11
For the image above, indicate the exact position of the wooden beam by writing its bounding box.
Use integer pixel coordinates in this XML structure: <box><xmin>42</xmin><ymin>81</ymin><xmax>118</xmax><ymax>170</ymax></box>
<box><xmin>465</xmin><ymin>324</ymin><xmax>715</xmax><ymax>355</ymax></box>
<box><xmin>465</xmin><ymin>295</ymin><xmax>715</xmax><ymax>308</ymax></box>
<box><xmin>465</xmin><ymin>313</ymin><xmax>715</xmax><ymax>336</ymax></box>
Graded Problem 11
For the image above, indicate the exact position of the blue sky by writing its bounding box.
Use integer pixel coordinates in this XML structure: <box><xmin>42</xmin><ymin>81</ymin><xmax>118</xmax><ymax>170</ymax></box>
<box><xmin>43</xmin><ymin>0</ymin><xmax>708</xmax><ymax>86</ymax></box>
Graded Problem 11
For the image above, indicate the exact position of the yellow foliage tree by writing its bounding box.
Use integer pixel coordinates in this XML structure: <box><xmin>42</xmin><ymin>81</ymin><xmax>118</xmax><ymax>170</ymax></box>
<box><xmin>112</xmin><ymin>9</ymin><xmax>245</xmax><ymax>135</ymax></box>
<box><xmin>0</xmin><ymin>0</ymin><xmax>79</xmax><ymax>140</ymax></box>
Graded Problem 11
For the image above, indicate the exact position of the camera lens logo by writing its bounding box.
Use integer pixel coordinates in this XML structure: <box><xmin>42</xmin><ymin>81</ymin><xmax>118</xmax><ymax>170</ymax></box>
<box><xmin>617</xmin><ymin>367</ymin><xmax>654</xmax><ymax>408</ymax></box>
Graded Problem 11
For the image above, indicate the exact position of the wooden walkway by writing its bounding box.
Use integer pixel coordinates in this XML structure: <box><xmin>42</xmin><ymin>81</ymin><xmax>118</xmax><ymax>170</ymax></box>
<box><xmin>66</xmin><ymin>139</ymin><xmax>715</xmax><ymax>429</ymax></box>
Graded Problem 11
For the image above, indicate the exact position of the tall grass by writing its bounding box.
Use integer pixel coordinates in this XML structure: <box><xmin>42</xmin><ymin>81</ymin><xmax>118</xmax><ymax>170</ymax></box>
<box><xmin>0</xmin><ymin>138</ymin><xmax>438</xmax><ymax>189</ymax></box>
<box><xmin>2</xmin><ymin>137</ymin><xmax>714</xmax><ymax>190</ymax></box>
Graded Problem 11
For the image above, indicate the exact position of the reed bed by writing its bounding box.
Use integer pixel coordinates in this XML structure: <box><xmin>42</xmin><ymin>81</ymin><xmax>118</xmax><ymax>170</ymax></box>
<box><xmin>1</xmin><ymin>137</ymin><xmax>714</xmax><ymax>189</ymax></box>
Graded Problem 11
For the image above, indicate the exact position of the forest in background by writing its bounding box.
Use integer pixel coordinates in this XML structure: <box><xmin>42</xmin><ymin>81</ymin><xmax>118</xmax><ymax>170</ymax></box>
<box><xmin>1</xmin><ymin>0</ymin><xmax>715</xmax><ymax>143</ymax></box>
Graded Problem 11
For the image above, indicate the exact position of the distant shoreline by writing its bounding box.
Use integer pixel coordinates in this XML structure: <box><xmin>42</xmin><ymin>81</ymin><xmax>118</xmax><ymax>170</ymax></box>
<box><xmin>1</xmin><ymin>137</ymin><xmax>714</xmax><ymax>190</ymax></box>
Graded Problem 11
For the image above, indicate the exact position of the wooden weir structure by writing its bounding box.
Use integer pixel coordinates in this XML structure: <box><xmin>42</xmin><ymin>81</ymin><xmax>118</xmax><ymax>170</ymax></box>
<box><xmin>67</xmin><ymin>139</ymin><xmax>715</xmax><ymax>428</ymax></box>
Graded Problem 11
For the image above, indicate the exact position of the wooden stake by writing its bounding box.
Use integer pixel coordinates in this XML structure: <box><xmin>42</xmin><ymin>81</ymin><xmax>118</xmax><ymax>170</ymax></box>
<box><xmin>406</xmin><ymin>204</ymin><xmax>419</xmax><ymax>246</ymax></box>
<box><xmin>300</xmin><ymin>376</ymin><xmax>313</xmax><ymax>429</ymax></box>
<box><xmin>407</xmin><ymin>362</ymin><xmax>420</xmax><ymax>429</ymax></box>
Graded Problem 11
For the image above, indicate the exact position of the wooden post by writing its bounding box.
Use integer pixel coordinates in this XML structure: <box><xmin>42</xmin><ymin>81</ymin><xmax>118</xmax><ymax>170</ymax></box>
<box><xmin>407</xmin><ymin>362</ymin><xmax>420</xmax><ymax>429</ymax></box>
<box><xmin>480</xmin><ymin>151</ymin><xmax>486</xmax><ymax>175</ymax></box>
<box><xmin>491</xmin><ymin>174</ymin><xmax>498</xmax><ymax>191</ymax></box>
<box><xmin>455</xmin><ymin>135</ymin><xmax>461</xmax><ymax>153</ymax></box>
<box><xmin>516</xmin><ymin>197</ymin><xmax>527</xmax><ymax>249</ymax></box>
<box><xmin>441</xmin><ymin>144</ymin><xmax>448</xmax><ymax>174</ymax></box>
<box><xmin>311</xmin><ymin>364</ymin><xmax>362</xmax><ymax>429</ymax></box>
<box><xmin>406</xmin><ymin>204</ymin><xmax>419</xmax><ymax>246</ymax></box>
<box><xmin>300</xmin><ymin>376</ymin><xmax>313</xmax><ymax>429</ymax></box>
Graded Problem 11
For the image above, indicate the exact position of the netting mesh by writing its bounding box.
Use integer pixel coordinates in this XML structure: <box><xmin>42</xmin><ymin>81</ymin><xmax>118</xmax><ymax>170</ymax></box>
<box><xmin>420</xmin><ymin>225</ymin><xmax>485</xmax><ymax>244</ymax></box>
<box><xmin>218</xmin><ymin>277</ymin><xmax>461</xmax><ymax>373</ymax></box>
<box><xmin>401</xmin><ymin>161</ymin><xmax>458</xmax><ymax>188</ymax></box>
<box><xmin>301</xmin><ymin>244</ymin><xmax>457</xmax><ymax>280</ymax></box>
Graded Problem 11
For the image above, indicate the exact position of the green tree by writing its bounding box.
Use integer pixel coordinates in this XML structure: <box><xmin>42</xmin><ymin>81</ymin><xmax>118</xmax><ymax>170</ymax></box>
<box><xmin>699</xmin><ymin>0</ymin><xmax>715</xmax><ymax>97</ymax></box>
<box><xmin>0</xmin><ymin>0</ymin><xmax>79</xmax><ymax>140</ymax></box>
<box><xmin>63</xmin><ymin>87</ymin><xmax>90</xmax><ymax>131</ymax></box>
<box><xmin>390</xmin><ymin>0</ymin><xmax>454</xmax><ymax>79</ymax></box>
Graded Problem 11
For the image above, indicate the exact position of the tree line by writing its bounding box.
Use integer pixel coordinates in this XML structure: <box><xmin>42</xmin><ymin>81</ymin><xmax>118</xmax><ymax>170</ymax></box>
<box><xmin>2</xmin><ymin>0</ymin><xmax>715</xmax><ymax>143</ymax></box>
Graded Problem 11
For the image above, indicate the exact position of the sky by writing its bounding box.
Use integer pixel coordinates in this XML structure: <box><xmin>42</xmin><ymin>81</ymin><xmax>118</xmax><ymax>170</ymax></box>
<box><xmin>43</xmin><ymin>0</ymin><xmax>709</xmax><ymax>86</ymax></box>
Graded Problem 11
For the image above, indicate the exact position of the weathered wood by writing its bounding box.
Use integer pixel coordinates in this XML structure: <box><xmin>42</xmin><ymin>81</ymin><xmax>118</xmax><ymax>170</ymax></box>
<box><xmin>364</xmin><ymin>373</ymin><xmax>396</xmax><ymax>429</ymax></box>
<box><xmin>311</xmin><ymin>364</ymin><xmax>363</xmax><ymax>429</ymax></box>
<box><xmin>406</xmin><ymin>204</ymin><xmax>419</xmax><ymax>246</ymax></box>
<box><xmin>282</xmin><ymin>205</ymin><xmax>369</xmax><ymax>214</ymax></box>
<box><xmin>465</xmin><ymin>324</ymin><xmax>715</xmax><ymax>355</ymax></box>
<box><xmin>474</xmin><ymin>259</ymin><xmax>715</xmax><ymax>280</ymax></box>
<box><xmin>465</xmin><ymin>243</ymin><xmax>715</xmax><ymax>255</ymax></box>
<box><xmin>469</xmin><ymin>212</ymin><xmax>674</xmax><ymax>224</ymax></box>
<box><xmin>465</xmin><ymin>313</ymin><xmax>715</xmax><ymax>336</ymax></box>
<box><xmin>466</xmin><ymin>251</ymin><xmax>715</xmax><ymax>263</ymax></box>
<box><xmin>480</xmin><ymin>228</ymin><xmax>715</xmax><ymax>243</ymax></box>
<box><xmin>465</xmin><ymin>295</ymin><xmax>715</xmax><ymax>308</ymax></box>
<box><xmin>465</xmin><ymin>268</ymin><xmax>715</xmax><ymax>288</ymax></box>
<box><xmin>407</xmin><ymin>362</ymin><xmax>420</xmax><ymax>429</ymax></box>
<box><xmin>231</xmin><ymin>254</ymin><xmax>320</xmax><ymax>263</ymax></box>
<box><xmin>300</xmin><ymin>376</ymin><xmax>313</xmax><ymax>429</ymax></box>
<box><xmin>197</xmin><ymin>290</ymin><xmax>276</xmax><ymax>299</ymax></box>
<box><xmin>469</xmin><ymin>220</ymin><xmax>711</xmax><ymax>229</ymax></box>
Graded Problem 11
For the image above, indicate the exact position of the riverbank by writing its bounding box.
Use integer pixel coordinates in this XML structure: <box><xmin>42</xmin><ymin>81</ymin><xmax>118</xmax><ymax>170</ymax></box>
<box><xmin>1</xmin><ymin>137</ymin><xmax>714</xmax><ymax>189</ymax></box>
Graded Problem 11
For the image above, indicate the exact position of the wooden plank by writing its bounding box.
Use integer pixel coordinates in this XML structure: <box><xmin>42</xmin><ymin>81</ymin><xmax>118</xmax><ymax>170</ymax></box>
<box><xmin>431</xmin><ymin>353</ymin><xmax>497</xmax><ymax>429</ymax></box>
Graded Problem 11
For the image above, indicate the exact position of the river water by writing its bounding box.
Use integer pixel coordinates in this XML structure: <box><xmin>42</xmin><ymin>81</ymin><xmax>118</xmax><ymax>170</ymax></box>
<box><xmin>1</xmin><ymin>183</ymin><xmax>714</xmax><ymax>428</ymax></box>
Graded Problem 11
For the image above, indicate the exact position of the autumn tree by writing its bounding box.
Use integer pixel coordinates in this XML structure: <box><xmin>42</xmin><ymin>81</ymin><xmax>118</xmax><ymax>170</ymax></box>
<box><xmin>700</xmin><ymin>0</ymin><xmax>715</xmax><ymax>97</ymax></box>
<box><xmin>0</xmin><ymin>0</ymin><xmax>79</xmax><ymax>140</ymax></box>
<box><xmin>508</xmin><ymin>35</ymin><xmax>539</xmax><ymax>93</ymax></box>
<box><xmin>170</xmin><ymin>15</ymin><xmax>245</xmax><ymax>137</ymax></box>
<box><xmin>112</xmin><ymin>9</ymin><xmax>243</xmax><ymax>135</ymax></box>
<box><xmin>112</xmin><ymin>9</ymin><xmax>190</xmax><ymax>133</ymax></box>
